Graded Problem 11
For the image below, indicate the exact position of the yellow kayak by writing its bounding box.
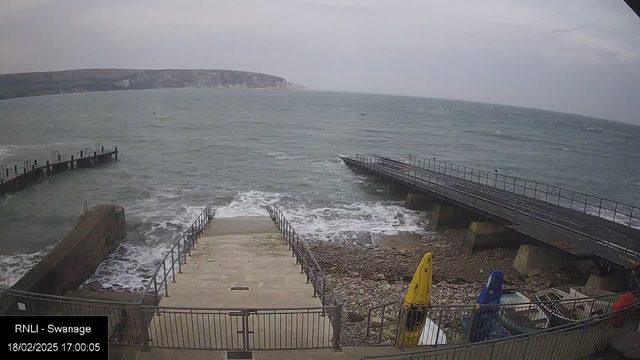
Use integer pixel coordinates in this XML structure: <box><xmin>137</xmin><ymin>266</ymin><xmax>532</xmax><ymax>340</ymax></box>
<box><xmin>399</xmin><ymin>252</ymin><xmax>433</xmax><ymax>347</ymax></box>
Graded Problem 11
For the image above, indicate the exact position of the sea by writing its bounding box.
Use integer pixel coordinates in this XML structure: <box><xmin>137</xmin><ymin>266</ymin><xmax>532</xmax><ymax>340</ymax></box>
<box><xmin>1</xmin><ymin>88</ymin><xmax>639</xmax><ymax>292</ymax></box>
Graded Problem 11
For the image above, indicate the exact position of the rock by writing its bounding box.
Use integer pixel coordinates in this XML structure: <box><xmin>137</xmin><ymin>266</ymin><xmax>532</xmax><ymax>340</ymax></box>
<box><xmin>527</xmin><ymin>269</ymin><xmax>543</xmax><ymax>277</ymax></box>
<box><xmin>382</xmin><ymin>329</ymin><xmax>395</xmax><ymax>340</ymax></box>
<box><xmin>348</xmin><ymin>312</ymin><xmax>366</xmax><ymax>322</ymax></box>
<box><xmin>84</xmin><ymin>281</ymin><xmax>102</xmax><ymax>291</ymax></box>
<box><xmin>374</xmin><ymin>273</ymin><xmax>386</xmax><ymax>280</ymax></box>
<box><xmin>467</xmin><ymin>292</ymin><xmax>476</xmax><ymax>299</ymax></box>
<box><xmin>358</xmin><ymin>289</ymin><xmax>364</xmax><ymax>295</ymax></box>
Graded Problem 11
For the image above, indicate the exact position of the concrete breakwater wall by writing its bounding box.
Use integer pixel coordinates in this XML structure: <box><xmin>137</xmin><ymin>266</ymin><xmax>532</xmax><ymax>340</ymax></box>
<box><xmin>0</xmin><ymin>146</ymin><xmax>118</xmax><ymax>195</ymax></box>
<box><xmin>11</xmin><ymin>205</ymin><xmax>126</xmax><ymax>296</ymax></box>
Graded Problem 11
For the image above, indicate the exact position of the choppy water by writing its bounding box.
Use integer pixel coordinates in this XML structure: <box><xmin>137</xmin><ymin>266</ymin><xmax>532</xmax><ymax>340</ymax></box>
<box><xmin>1</xmin><ymin>88</ymin><xmax>639</xmax><ymax>291</ymax></box>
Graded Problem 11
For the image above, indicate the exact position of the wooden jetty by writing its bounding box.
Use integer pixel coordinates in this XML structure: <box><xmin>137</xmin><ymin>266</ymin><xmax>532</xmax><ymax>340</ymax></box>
<box><xmin>0</xmin><ymin>145</ymin><xmax>118</xmax><ymax>195</ymax></box>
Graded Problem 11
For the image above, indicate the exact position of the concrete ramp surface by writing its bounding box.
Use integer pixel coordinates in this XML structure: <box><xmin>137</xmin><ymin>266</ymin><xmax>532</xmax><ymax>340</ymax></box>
<box><xmin>147</xmin><ymin>216</ymin><xmax>334</xmax><ymax>350</ymax></box>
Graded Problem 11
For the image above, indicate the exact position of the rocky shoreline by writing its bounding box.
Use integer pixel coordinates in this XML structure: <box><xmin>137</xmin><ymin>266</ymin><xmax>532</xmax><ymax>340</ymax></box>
<box><xmin>311</xmin><ymin>229</ymin><xmax>593</xmax><ymax>346</ymax></box>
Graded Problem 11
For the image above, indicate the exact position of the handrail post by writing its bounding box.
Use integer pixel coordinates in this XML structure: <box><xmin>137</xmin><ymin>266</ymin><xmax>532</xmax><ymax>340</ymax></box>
<box><xmin>177</xmin><ymin>242</ymin><xmax>182</xmax><ymax>273</ymax></box>
<box><xmin>183</xmin><ymin>235</ymin><xmax>188</xmax><ymax>263</ymax></box>
<box><xmin>163</xmin><ymin>261</ymin><xmax>169</xmax><ymax>297</ymax></box>
<box><xmin>291</xmin><ymin>233</ymin><xmax>296</xmax><ymax>257</ymax></box>
<box><xmin>295</xmin><ymin>234</ymin><xmax>300</xmax><ymax>264</ymax></box>
<box><xmin>153</xmin><ymin>278</ymin><xmax>159</xmax><ymax>304</ymax></box>
<box><xmin>322</xmin><ymin>276</ymin><xmax>327</xmax><ymax>307</ymax></box>
<box><xmin>311</xmin><ymin>268</ymin><xmax>317</xmax><ymax>297</ymax></box>
<box><xmin>333</xmin><ymin>304</ymin><xmax>342</xmax><ymax>351</ymax></box>
<box><xmin>306</xmin><ymin>249</ymin><xmax>311</xmax><ymax>283</ymax></box>
<box><xmin>171</xmin><ymin>249</ymin><xmax>176</xmax><ymax>282</ymax></box>
<box><xmin>598</xmin><ymin>198</ymin><xmax>603</xmax><ymax>217</ymax></box>
<box><xmin>138</xmin><ymin>304</ymin><xmax>150</xmax><ymax>349</ymax></box>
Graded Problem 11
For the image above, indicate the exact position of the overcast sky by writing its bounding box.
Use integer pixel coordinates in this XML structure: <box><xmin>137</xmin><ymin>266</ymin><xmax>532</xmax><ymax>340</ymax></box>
<box><xmin>1</xmin><ymin>0</ymin><xmax>639</xmax><ymax>124</ymax></box>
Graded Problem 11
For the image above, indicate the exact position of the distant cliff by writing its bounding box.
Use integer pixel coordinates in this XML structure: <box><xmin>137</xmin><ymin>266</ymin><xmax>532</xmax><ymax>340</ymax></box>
<box><xmin>0</xmin><ymin>69</ymin><xmax>291</xmax><ymax>100</ymax></box>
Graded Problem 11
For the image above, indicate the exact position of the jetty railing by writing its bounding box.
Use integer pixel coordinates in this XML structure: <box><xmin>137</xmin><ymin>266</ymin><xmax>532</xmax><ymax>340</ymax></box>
<box><xmin>365</xmin><ymin>290</ymin><xmax>638</xmax><ymax>348</ymax></box>
<box><xmin>363</xmin><ymin>301</ymin><xmax>639</xmax><ymax>360</ymax></box>
<box><xmin>0</xmin><ymin>145</ymin><xmax>119</xmax><ymax>195</ymax></box>
<box><xmin>140</xmin><ymin>203</ymin><xmax>215</xmax><ymax>304</ymax></box>
<box><xmin>350</xmin><ymin>155</ymin><xmax>639</xmax><ymax>267</ymax></box>
<box><xmin>407</xmin><ymin>155</ymin><xmax>640</xmax><ymax>229</ymax></box>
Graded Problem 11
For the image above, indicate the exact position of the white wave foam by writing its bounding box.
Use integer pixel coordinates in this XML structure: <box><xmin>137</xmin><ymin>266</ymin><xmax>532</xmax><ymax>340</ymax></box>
<box><xmin>215</xmin><ymin>190</ymin><xmax>283</xmax><ymax>218</ymax></box>
<box><xmin>0</xmin><ymin>248</ymin><xmax>51</xmax><ymax>287</ymax></box>
<box><xmin>84</xmin><ymin>190</ymin><xmax>286</xmax><ymax>291</ymax></box>
<box><xmin>80</xmin><ymin>193</ymin><xmax>430</xmax><ymax>292</ymax></box>
<box><xmin>83</xmin><ymin>242</ymin><xmax>174</xmax><ymax>292</ymax></box>
<box><xmin>81</xmin><ymin>189</ymin><xmax>208</xmax><ymax>291</ymax></box>
<box><xmin>282</xmin><ymin>201</ymin><xmax>430</xmax><ymax>244</ymax></box>
<box><xmin>266</xmin><ymin>151</ymin><xmax>301</xmax><ymax>160</ymax></box>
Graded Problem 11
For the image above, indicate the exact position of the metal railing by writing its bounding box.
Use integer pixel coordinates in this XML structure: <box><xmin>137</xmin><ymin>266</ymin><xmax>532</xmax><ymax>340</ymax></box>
<box><xmin>143</xmin><ymin>305</ymin><xmax>340</xmax><ymax>351</ymax></box>
<box><xmin>140</xmin><ymin>203</ymin><xmax>215</xmax><ymax>304</ymax></box>
<box><xmin>349</xmin><ymin>155</ymin><xmax>639</xmax><ymax>267</ymax></box>
<box><xmin>0</xmin><ymin>287</ymin><xmax>146</xmax><ymax>346</ymax></box>
<box><xmin>363</xmin><ymin>301</ymin><xmax>639</xmax><ymax>360</ymax></box>
<box><xmin>268</xmin><ymin>205</ymin><xmax>342</xmax><ymax>308</ymax></box>
<box><xmin>366</xmin><ymin>290</ymin><xmax>636</xmax><ymax>348</ymax></box>
<box><xmin>408</xmin><ymin>155</ymin><xmax>640</xmax><ymax>229</ymax></box>
<box><xmin>0</xmin><ymin>286</ymin><xmax>341</xmax><ymax>351</ymax></box>
<box><xmin>0</xmin><ymin>203</ymin><xmax>345</xmax><ymax>351</ymax></box>
<box><xmin>268</xmin><ymin>205</ymin><xmax>342</xmax><ymax>349</ymax></box>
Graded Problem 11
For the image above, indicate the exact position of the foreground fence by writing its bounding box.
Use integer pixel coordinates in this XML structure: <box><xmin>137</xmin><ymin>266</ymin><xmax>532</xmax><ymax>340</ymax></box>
<box><xmin>366</xmin><ymin>290</ymin><xmax>637</xmax><ymax>348</ymax></box>
<box><xmin>145</xmin><ymin>306</ymin><xmax>340</xmax><ymax>350</ymax></box>
<box><xmin>0</xmin><ymin>287</ymin><xmax>341</xmax><ymax>350</ymax></box>
<box><xmin>0</xmin><ymin>287</ymin><xmax>146</xmax><ymax>346</ymax></box>
<box><xmin>363</xmin><ymin>302</ymin><xmax>639</xmax><ymax>360</ymax></box>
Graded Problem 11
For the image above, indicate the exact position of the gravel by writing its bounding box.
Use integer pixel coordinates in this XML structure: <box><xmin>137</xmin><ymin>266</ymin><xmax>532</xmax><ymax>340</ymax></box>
<box><xmin>311</xmin><ymin>229</ymin><xmax>594</xmax><ymax>346</ymax></box>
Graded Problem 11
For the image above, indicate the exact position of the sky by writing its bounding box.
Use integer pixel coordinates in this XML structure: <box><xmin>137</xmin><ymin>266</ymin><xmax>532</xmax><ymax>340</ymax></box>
<box><xmin>1</xmin><ymin>0</ymin><xmax>639</xmax><ymax>124</ymax></box>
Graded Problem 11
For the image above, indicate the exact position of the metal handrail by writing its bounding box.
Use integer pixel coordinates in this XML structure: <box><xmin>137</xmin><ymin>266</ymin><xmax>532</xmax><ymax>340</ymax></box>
<box><xmin>350</xmin><ymin>155</ymin><xmax>638</xmax><ymax>266</ymax></box>
<box><xmin>140</xmin><ymin>203</ymin><xmax>215</xmax><ymax>303</ymax></box>
<box><xmin>268</xmin><ymin>205</ymin><xmax>343</xmax><ymax>350</ymax></box>
<box><xmin>408</xmin><ymin>155</ymin><xmax>640</xmax><ymax>228</ymax></box>
<box><xmin>268</xmin><ymin>205</ymin><xmax>342</xmax><ymax>307</ymax></box>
